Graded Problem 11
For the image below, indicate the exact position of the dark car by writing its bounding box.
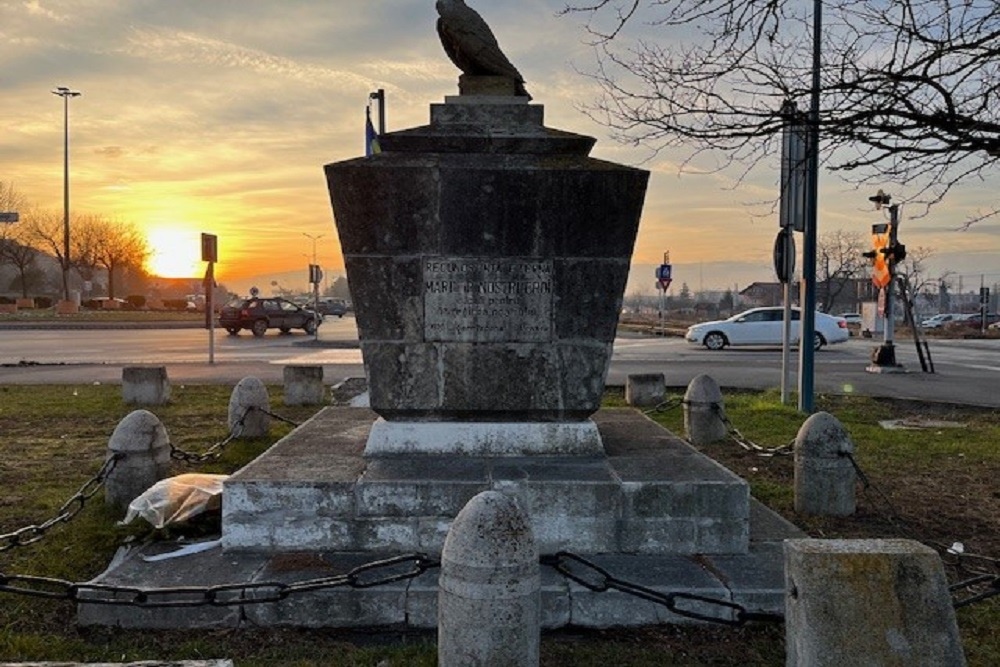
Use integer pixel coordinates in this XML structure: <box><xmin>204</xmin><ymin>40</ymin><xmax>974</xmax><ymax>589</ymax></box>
<box><xmin>309</xmin><ymin>298</ymin><xmax>348</xmax><ymax>318</ymax></box>
<box><xmin>219</xmin><ymin>297</ymin><xmax>320</xmax><ymax>337</ymax></box>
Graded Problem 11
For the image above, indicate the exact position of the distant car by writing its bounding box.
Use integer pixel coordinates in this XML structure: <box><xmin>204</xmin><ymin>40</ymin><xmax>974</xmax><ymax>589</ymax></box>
<box><xmin>309</xmin><ymin>298</ymin><xmax>348</xmax><ymax>318</ymax></box>
<box><xmin>921</xmin><ymin>313</ymin><xmax>959</xmax><ymax>329</ymax></box>
<box><xmin>685</xmin><ymin>307</ymin><xmax>849</xmax><ymax>351</ymax></box>
<box><xmin>957</xmin><ymin>313</ymin><xmax>999</xmax><ymax>328</ymax></box>
<box><xmin>219</xmin><ymin>297</ymin><xmax>320</xmax><ymax>337</ymax></box>
<box><xmin>838</xmin><ymin>312</ymin><xmax>862</xmax><ymax>325</ymax></box>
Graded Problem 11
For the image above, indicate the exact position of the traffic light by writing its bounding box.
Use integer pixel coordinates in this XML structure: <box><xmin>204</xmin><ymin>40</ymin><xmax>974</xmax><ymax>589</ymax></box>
<box><xmin>864</xmin><ymin>223</ymin><xmax>892</xmax><ymax>288</ymax></box>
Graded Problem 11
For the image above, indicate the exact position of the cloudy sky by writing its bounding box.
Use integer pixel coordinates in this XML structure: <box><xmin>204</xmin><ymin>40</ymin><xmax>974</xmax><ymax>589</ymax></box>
<box><xmin>3</xmin><ymin>0</ymin><xmax>998</xmax><ymax>297</ymax></box>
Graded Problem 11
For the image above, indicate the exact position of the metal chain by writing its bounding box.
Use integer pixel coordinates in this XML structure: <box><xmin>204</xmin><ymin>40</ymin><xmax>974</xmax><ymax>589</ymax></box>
<box><xmin>842</xmin><ymin>451</ymin><xmax>1000</xmax><ymax>608</ymax></box>
<box><xmin>169</xmin><ymin>407</ymin><xmax>252</xmax><ymax>463</ymax></box>
<box><xmin>0</xmin><ymin>553</ymin><xmax>439</xmax><ymax>607</ymax></box>
<box><xmin>254</xmin><ymin>407</ymin><xmax>301</xmax><ymax>428</ymax></box>
<box><xmin>541</xmin><ymin>551</ymin><xmax>783</xmax><ymax>626</ymax></box>
<box><xmin>642</xmin><ymin>397</ymin><xmax>684</xmax><ymax>416</ymax></box>
<box><xmin>707</xmin><ymin>402</ymin><xmax>794</xmax><ymax>457</ymax></box>
<box><xmin>0</xmin><ymin>453</ymin><xmax>122</xmax><ymax>553</ymax></box>
<box><xmin>950</xmin><ymin>574</ymin><xmax>1000</xmax><ymax>609</ymax></box>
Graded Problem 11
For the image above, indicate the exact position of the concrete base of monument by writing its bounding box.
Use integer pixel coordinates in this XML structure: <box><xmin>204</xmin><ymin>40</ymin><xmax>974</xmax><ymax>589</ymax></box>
<box><xmin>220</xmin><ymin>408</ymin><xmax>750</xmax><ymax>555</ymax></box>
<box><xmin>77</xmin><ymin>501</ymin><xmax>802</xmax><ymax>630</ymax></box>
<box><xmin>363</xmin><ymin>417</ymin><xmax>605</xmax><ymax>457</ymax></box>
<box><xmin>77</xmin><ymin>407</ymin><xmax>806</xmax><ymax>629</ymax></box>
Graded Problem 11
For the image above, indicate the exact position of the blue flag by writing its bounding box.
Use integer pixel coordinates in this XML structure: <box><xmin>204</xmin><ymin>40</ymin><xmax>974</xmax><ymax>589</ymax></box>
<box><xmin>366</xmin><ymin>107</ymin><xmax>381</xmax><ymax>156</ymax></box>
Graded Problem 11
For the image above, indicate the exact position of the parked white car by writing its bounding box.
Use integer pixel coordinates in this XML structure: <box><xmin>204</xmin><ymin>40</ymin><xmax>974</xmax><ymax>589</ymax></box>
<box><xmin>920</xmin><ymin>313</ymin><xmax>959</xmax><ymax>329</ymax></box>
<box><xmin>685</xmin><ymin>307</ymin><xmax>850</xmax><ymax>351</ymax></box>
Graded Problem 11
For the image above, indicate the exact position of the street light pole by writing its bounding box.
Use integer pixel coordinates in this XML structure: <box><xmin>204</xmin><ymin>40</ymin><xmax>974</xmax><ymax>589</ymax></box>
<box><xmin>303</xmin><ymin>232</ymin><xmax>324</xmax><ymax>266</ymax></box>
<box><xmin>52</xmin><ymin>86</ymin><xmax>80</xmax><ymax>302</ymax></box>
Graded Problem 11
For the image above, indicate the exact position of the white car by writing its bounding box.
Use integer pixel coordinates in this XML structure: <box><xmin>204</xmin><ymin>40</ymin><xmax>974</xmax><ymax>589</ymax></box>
<box><xmin>685</xmin><ymin>307</ymin><xmax>850</xmax><ymax>351</ymax></box>
<box><xmin>920</xmin><ymin>313</ymin><xmax>959</xmax><ymax>329</ymax></box>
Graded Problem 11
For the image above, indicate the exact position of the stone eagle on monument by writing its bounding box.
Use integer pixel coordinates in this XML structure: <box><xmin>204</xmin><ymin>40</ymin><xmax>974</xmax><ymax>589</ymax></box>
<box><xmin>435</xmin><ymin>0</ymin><xmax>532</xmax><ymax>100</ymax></box>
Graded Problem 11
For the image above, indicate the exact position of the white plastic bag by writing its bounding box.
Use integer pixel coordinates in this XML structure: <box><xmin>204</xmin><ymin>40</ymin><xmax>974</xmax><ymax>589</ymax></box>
<box><xmin>121</xmin><ymin>473</ymin><xmax>228</xmax><ymax>529</ymax></box>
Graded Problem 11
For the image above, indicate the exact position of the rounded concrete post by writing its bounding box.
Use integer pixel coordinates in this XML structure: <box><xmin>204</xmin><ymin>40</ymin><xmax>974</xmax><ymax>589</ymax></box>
<box><xmin>794</xmin><ymin>412</ymin><xmax>856</xmax><ymax>516</ymax></box>
<box><xmin>439</xmin><ymin>490</ymin><xmax>540</xmax><ymax>667</ymax></box>
<box><xmin>683</xmin><ymin>374</ymin><xmax>727</xmax><ymax>444</ymax></box>
<box><xmin>625</xmin><ymin>373</ymin><xmax>665</xmax><ymax>408</ymax></box>
<box><xmin>105</xmin><ymin>409</ymin><xmax>171</xmax><ymax>513</ymax></box>
<box><xmin>785</xmin><ymin>539</ymin><xmax>966</xmax><ymax>667</ymax></box>
<box><xmin>122</xmin><ymin>365</ymin><xmax>171</xmax><ymax>406</ymax></box>
<box><xmin>283</xmin><ymin>364</ymin><xmax>325</xmax><ymax>406</ymax></box>
<box><xmin>228</xmin><ymin>377</ymin><xmax>271</xmax><ymax>438</ymax></box>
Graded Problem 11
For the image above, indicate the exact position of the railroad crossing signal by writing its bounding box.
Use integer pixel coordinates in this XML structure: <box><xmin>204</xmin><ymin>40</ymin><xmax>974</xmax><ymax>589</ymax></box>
<box><xmin>864</xmin><ymin>223</ymin><xmax>892</xmax><ymax>289</ymax></box>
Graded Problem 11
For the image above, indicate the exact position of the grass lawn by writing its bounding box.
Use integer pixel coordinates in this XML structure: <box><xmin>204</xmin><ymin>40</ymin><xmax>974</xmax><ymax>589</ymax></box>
<box><xmin>0</xmin><ymin>384</ymin><xmax>997</xmax><ymax>665</ymax></box>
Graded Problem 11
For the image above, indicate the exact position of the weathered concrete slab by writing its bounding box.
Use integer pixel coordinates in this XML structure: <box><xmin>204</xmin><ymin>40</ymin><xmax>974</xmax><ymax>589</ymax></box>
<box><xmin>78</xmin><ymin>542</ymin><xmax>793</xmax><ymax>630</ymax></box>
<box><xmin>222</xmin><ymin>407</ymin><xmax>750</xmax><ymax>555</ymax></box>
<box><xmin>81</xmin><ymin>407</ymin><xmax>801</xmax><ymax>630</ymax></box>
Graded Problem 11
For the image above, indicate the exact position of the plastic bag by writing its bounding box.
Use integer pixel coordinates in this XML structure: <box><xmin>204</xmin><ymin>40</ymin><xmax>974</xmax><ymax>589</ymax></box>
<box><xmin>121</xmin><ymin>473</ymin><xmax>228</xmax><ymax>529</ymax></box>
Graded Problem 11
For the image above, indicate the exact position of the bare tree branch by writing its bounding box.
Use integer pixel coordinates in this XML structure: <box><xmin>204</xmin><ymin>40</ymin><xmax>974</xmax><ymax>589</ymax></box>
<box><xmin>561</xmin><ymin>0</ymin><xmax>999</xmax><ymax>222</ymax></box>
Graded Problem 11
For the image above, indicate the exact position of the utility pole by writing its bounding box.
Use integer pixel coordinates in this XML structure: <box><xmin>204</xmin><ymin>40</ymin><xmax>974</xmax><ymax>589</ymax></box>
<box><xmin>52</xmin><ymin>86</ymin><xmax>81</xmax><ymax>303</ymax></box>
<box><xmin>797</xmin><ymin>0</ymin><xmax>823</xmax><ymax>413</ymax></box>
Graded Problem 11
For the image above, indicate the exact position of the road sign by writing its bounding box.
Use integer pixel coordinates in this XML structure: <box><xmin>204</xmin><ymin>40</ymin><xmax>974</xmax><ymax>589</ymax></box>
<box><xmin>779</xmin><ymin>102</ymin><xmax>808</xmax><ymax>231</ymax></box>
<box><xmin>0</xmin><ymin>212</ymin><xmax>19</xmax><ymax>223</ymax></box>
<box><xmin>869</xmin><ymin>223</ymin><xmax>891</xmax><ymax>288</ymax></box>
<box><xmin>773</xmin><ymin>227</ymin><xmax>795</xmax><ymax>283</ymax></box>
<box><xmin>201</xmin><ymin>233</ymin><xmax>218</xmax><ymax>263</ymax></box>
<box><xmin>655</xmin><ymin>263</ymin><xmax>672</xmax><ymax>290</ymax></box>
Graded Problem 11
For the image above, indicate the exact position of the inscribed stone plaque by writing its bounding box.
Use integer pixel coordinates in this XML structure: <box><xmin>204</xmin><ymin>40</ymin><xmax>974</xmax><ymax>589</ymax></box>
<box><xmin>424</xmin><ymin>257</ymin><xmax>553</xmax><ymax>342</ymax></box>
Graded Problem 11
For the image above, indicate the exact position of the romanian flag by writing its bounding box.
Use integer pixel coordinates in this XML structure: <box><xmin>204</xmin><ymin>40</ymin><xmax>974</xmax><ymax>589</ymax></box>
<box><xmin>366</xmin><ymin>106</ymin><xmax>381</xmax><ymax>156</ymax></box>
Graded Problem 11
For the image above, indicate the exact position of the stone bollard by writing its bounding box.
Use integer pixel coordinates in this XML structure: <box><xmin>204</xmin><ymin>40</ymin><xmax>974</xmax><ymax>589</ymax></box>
<box><xmin>228</xmin><ymin>377</ymin><xmax>270</xmax><ymax>438</ymax></box>
<box><xmin>439</xmin><ymin>490</ymin><xmax>540</xmax><ymax>667</ymax></box>
<box><xmin>122</xmin><ymin>365</ymin><xmax>171</xmax><ymax>406</ymax></box>
<box><xmin>283</xmin><ymin>364</ymin><xmax>325</xmax><ymax>406</ymax></box>
<box><xmin>785</xmin><ymin>539</ymin><xmax>966</xmax><ymax>666</ymax></box>
<box><xmin>683</xmin><ymin>374</ymin><xmax>727</xmax><ymax>444</ymax></box>
<box><xmin>105</xmin><ymin>409</ymin><xmax>171</xmax><ymax>513</ymax></box>
<box><xmin>625</xmin><ymin>373</ymin><xmax>665</xmax><ymax>408</ymax></box>
<box><xmin>794</xmin><ymin>412</ymin><xmax>856</xmax><ymax>516</ymax></box>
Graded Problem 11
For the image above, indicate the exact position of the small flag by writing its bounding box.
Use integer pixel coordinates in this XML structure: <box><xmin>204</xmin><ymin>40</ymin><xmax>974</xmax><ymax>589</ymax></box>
<box><xmin>366</xmin><ymin>106</ymin><xmax>381</xmax><ymax>156</ymax></box>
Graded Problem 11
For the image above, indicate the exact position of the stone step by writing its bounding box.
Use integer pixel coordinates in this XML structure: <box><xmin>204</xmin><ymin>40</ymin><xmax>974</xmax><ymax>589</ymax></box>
<box><xmin>222</xmin><ymin>407</ymin><xmax>751</xmax><ymax>556</ymax></box>
<box><xmin>78</xmin><ymin>511</ymin><xmax>799</xmax><ymax>630</ymax></box>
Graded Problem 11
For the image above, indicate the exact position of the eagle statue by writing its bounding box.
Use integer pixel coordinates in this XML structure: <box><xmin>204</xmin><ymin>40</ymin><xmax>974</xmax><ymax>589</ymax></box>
<box><xmin>435</xmin><ymin>0</ymin><xmax>531</xmax><ymax>100</ymax></box>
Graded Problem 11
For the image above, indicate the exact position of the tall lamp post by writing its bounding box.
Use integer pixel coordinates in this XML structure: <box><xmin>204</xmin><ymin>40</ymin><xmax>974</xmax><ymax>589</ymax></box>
<box><xmin>52</xmin><ymin>86</ymin><xmax>81</xmax><ymax>302</ymax></box>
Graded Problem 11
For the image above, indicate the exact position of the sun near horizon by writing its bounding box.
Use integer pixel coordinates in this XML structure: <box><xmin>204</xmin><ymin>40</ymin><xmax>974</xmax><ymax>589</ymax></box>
<box><xmin>145</xmin><ymin>228</ymin><xmax>206</xmax><ymax>278</ymax></box>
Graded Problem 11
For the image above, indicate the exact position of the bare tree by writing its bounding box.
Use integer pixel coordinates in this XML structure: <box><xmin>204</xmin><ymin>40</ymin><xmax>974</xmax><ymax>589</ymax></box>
<box><xmin>817</xmin><ymin>229</ymin><xmax>867</xmax><ymax>312</ymax></box>
<box><xmin>561</xmin><ymin>1</ymin><xmax>999</xmax><ymax>223</ymax></box>
<box><xmin>88</xmin><ymin>217</ymin><xmax>149</xmax><ymax>299</ymax></box>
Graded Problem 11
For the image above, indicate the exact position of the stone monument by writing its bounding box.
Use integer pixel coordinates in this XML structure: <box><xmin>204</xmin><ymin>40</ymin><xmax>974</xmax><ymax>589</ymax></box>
<box><xmin>325</xmin><ymin>30</ymin><xmax>646</xmax><ymax>459</ymax></box>
<box><xmin>221</xmin><ymin>3</ymin><xmax>751</xmax><ymax>558</ymax></box>
<box><xmin>80</xmin><ymin>5</ymin><xmax>799</xmax><ymax>631</ymax></box>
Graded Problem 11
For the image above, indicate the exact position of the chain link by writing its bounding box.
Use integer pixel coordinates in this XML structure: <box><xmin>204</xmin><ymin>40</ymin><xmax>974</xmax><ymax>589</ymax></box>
<box><xmin>254</xmin><ymin>407</ymin><xmax>301</xmax><ymax>428</ymax></box>
<box><xmin>541</xmin><ymin>551</ymin><xmax>783</xmax><ymax>626</ymax></box>
<box><xmin>642</xmin><ymin>397</ymin><xmax>684</xmax><ymax>416</ymax></box>
<box><xmin>841</xmin><ymin>451</ymin><xmax>1000</xmax><ymax>609</ymax></box>
<box><xmin>0</xmin><ymin>553</ymin><xmax>438</xmax><ymax>607</ymax></box>
<box><xmin>0</xmin><ymin>454</ymin><xmax>121</xmax><ymax>553</ymax></box>
<box><xmin>169</xmin><ymin>406</ymin><xmax>302</xmax><ymax>464</ymax></box>
<box><xmin>707</xmin><ymin>402</ymin><xmax>794</xmax><ymax>457</ymax></box>
<box><xmin>169</xmin><ymin>407</ymin><xmax>250</xmax><ymax>463</ymax></box>
<box><xmin>950</xmin><ymin>574</ymin><xmax>1000</xmax><ymax>609</ymax></box>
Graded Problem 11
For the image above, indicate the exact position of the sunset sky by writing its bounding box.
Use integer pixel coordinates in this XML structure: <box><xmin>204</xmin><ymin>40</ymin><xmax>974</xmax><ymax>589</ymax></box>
<box><xmin>3</xmin><ymin>0</ymin><xmax>999</xmax><ymax>298</ymax></box>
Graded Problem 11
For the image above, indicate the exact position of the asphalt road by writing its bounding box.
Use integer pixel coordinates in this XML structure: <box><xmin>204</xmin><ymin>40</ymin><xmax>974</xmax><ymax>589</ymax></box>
<box><xmin>2</xmin><ymin>320</ymin><xmax>998</xmax><ymax>407</ymax></box>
